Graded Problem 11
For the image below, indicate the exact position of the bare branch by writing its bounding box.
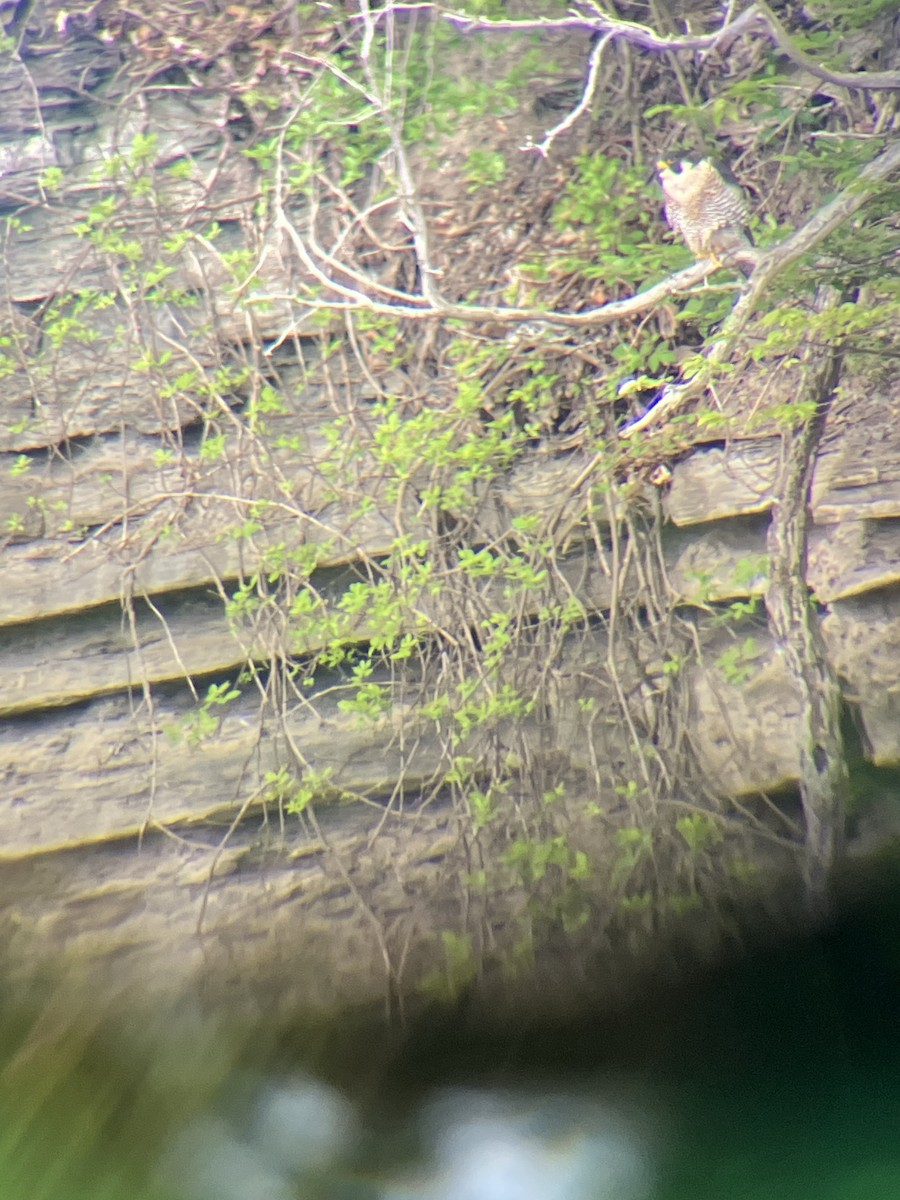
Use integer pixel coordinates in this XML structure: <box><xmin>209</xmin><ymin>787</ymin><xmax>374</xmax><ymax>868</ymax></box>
<box><xmin>258</xmin><ymin>6</ymin><xmax>900</xmax><ymax>400</ymax></box>
<box><xmin>262</xmin><ymin>238</ymin><xmax>726</xmax><ymax>348</ymax></box>
<box><xmin>529</xmin><ymin>31</ymin><xmax>614</xmax><ymax>157</ymax></box>
<box><xmin>356</xmin><ymin>1</ymin><xmax>754</xmax><ymax>48</ymax></box>
<box><xmin>357</xmin><ymin>0</ymin><xmax>446</xmax><ymax>307</ymax></box>
<box><xmin>354</xmin><ymin>2</ymin><xmax>900</xmax><ymax>91</ymax></box>
<box><xmin>750</xmin><ymin>0</ymin><xmax>900</xmax><ymax>93</ymax></box>
<box><xmin>268</xmin><ymin>0</ymin><xmax>900</xmax><ymax>384</ymax></box>
<box><xmin>751</xmin><ymin>136</ymin><xmax>900</xmax><ymax>277</ymax></box>
<box><xmin>620</xmin><ymin>137</ymin><xmax>900</xmax><ymax>436</ymax></box>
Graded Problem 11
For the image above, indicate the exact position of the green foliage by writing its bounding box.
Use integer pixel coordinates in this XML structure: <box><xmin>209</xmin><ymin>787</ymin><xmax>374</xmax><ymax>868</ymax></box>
<box><xmin>809</xmin><ymin>0</ymin><xmax>900</xmax><ymax>29</ymax></box>
<box><xmin>337</xmin><ymin>660</ymin><xmax>392</xmax><ymax>724</ymax></box>
<box><xmin>8</xmin><ymin>454</ymin><xmax>31</xmax><ymax>478</ymax></box>
<box><xmin>369</xmin><ymin>384</ymin><xmax>526</xmax><ymax>511</ymax></box>
<box><xmin>39</xmin><ymin>165</ymin><xmax>64</xmax><ymax>192</ymax></box>
<box><xmin>419</xmin><ymin>931</ymin><xmax>476</xmax><ymax>1002</ymax></box>
<box><xmin>612</xmin><ymin>824</ymin><xmax>652</xmax><ymax>889</ymax></box>
<box><xmin>716</xmin><ymin>638</ymin><xmax>759</xmax><ymax>686</ymax></box>
<box><xmin>501</xmin><ymin>833</ymin><xmax>591</xmax><ymax>934</ymax></box>
<box><xmin>248</xmin><ymin>15</ymin><xmax>548</xmax><ymax>201</ymax></box>
<box><xmin>285</xmin><ymin>767</ymin><xmax>336</xmax><ymax>815</ymax></box>
<box><xmin>465</xmin><ymin>148</ymin><xmax>507</xmax><ymax>192</ymax></box>
<box><xmin>502</xmin><ymin>833</ymin><xmax>588</xmax><ymax>888</ymax></box>
<box><xmin>166</xmin><ymin>681</ymin><xmax>241</xmax><ymax>747</ymax></box>
<box><xmin>677</xmin><ymin>813</ymin><xmax>723</xmax><ymax>854</ymax></box>
<box><xmin>713</xmin><ymin>596</ymin><xmax>761</xmax><ymax>626</ymax></box>
<box><xmin>551</xmin><ymin>151</ymin><xmax>677</xmax><ymax>288</ymax></box>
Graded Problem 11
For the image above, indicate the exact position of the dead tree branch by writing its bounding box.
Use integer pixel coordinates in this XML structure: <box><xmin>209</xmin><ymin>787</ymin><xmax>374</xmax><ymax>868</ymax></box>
<box><xmin>357</xmin><ymin>1</ymin><xmax>446</xmax><ymax>306</ymax></box>
<box><xmin>529</xmin><ymin>30</ymin><xmax>614</xmax><ymax>157</ymax></box>
<box><xmin>621</xmin><ymin>136</ymin><xmax>900</xmax><ymax>436</ymax></box>
<box><xmin>374</xmin><ymin>1</ymin><xmax>900</xmax><ymax>91</ymax></box>
<box><xmin>265</xmin><ymin>216</ymin><xmax>726</xmax><ymax>344</ymax></box>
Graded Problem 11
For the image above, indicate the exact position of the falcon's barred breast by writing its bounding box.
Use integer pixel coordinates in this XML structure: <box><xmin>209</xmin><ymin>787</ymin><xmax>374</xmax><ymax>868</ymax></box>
<box><xmin>657</xmin><ymin>158</ymin><xmax>757</xmax><ymax>276</ymax></box>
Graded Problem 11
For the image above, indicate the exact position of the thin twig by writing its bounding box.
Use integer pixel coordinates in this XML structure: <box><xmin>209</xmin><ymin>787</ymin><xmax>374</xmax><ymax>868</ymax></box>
<box><xmin>530</xmin><ymin>32</ymin><xmax>614</xmax><ymax>157</ymax></box>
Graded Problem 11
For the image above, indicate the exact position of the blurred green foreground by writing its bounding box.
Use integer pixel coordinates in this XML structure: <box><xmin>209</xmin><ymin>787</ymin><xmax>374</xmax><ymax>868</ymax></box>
<box><xmin>2</xmin><ymin>866</ymin><xmax>900</xmax><ymax>1200</ymax></box>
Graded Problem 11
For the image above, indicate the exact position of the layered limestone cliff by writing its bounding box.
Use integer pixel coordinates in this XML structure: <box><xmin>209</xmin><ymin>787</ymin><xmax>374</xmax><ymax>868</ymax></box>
<box><xmin>1</xmin><ymin>0</ymin><xmax>898</xmax><ymax>1009</ymax></box>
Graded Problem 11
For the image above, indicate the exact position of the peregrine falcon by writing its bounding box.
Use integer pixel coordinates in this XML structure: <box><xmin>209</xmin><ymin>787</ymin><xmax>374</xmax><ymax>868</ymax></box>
<box><xmin>657</xmin><ymin>158</ymin><xmax>757</xmax><ymax>276</ymax></box>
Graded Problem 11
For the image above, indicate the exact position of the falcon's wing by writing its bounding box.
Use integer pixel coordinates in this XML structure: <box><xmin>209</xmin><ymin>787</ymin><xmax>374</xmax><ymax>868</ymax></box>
<box><xmin>662</xmin><ymin>198</ymin><xmax>683</xmax><ymax>238</ymax></box>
